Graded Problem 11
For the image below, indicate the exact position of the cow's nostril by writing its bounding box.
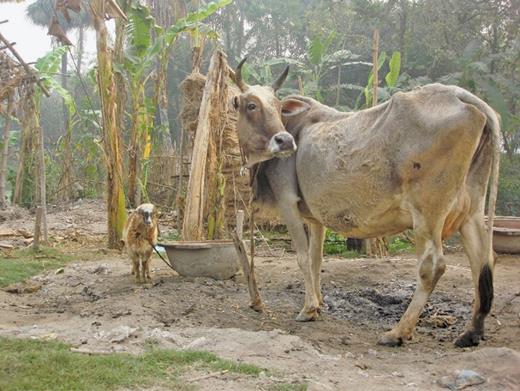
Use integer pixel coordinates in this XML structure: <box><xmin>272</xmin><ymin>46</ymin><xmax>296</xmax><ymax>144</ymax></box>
<box><xmin>274</xmin><ymin>135</ymin><xmax>284</xmax><ymax>145</ymax></box>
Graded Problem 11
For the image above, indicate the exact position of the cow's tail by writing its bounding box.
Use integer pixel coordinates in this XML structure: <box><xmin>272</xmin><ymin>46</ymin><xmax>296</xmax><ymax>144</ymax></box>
<box><xmin>452</xmin><ymin>86</ymin><xmax>500</xmax><ymax>314</ymax></box>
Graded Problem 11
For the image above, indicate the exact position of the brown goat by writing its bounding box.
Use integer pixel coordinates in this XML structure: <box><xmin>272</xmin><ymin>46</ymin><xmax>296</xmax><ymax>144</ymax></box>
<box><xmin>122</xmin><ymin>203</ymin><xmax>159</xmax><ymax>283</ymax></box>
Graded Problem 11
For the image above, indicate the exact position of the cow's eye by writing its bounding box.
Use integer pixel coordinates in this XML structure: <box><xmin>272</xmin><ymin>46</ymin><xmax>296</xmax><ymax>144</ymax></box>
<box><xmin>247</xmin><ymin>102</ymin><xmax>257</xmax><ymax>111</ymax></box>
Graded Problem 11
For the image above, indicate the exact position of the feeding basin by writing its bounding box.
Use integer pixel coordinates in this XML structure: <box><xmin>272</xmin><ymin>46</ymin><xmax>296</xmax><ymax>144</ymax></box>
<box><xmin>158</xmin><ymin>240</ymin><xmax>240</xmax><ymax>280</ymax></box>
<box><xmin>492</xmin><ymin>216</ymin><xmax>520</xmax><ymax>254</ymax></box>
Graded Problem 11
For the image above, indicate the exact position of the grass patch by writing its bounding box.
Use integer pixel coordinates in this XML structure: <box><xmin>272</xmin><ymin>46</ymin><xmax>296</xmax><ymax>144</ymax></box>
<box><xmin>0</xmin><ymin>337</ymin><xmax>263</xmax><ymax>391</ymax></box>
<box><xmin>0</xmin><ymin>246</ymin><xmax>73</xmax><ymax>288</ymax></box>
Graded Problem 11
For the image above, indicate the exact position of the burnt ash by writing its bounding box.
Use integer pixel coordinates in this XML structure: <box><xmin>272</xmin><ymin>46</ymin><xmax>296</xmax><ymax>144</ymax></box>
<box><xmin>323</xmin><ymin>279</ymin><xmax>472</xmax><ymax>338</ymax></box>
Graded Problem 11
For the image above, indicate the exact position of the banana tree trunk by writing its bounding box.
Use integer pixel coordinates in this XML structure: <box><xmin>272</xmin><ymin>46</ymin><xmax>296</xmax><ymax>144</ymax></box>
<box><xmin>90</xmin><ymin>0</ymin><xmax>127</xmax><ymax>249</ymax></box>
<box><xmin>13</xmin><ymin>86</ymin><xmax>37</xmax><ymax>206</ymax></box>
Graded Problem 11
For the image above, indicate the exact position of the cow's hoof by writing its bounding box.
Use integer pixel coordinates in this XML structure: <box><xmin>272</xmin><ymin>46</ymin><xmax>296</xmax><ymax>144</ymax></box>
<box><xmin>378</xmin><ymin>333</ymin><xmax>404</xmax><ymax>347</ymax></box>
<box><xmin>295</xmin><ymin>308</ymin><xmax>319</xmax><ymax>322</ymax></box>
<box><xmin>454</xmin><ymin>331</ymin><xmax>480</xmax><ymax>348</ymax></box>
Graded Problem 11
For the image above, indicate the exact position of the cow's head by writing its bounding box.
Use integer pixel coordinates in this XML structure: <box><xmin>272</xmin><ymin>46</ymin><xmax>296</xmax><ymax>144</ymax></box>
<box><xmin>232</xmin><ymin>58</ymin><xmax>296</xmax><ymax>166</ymax></box>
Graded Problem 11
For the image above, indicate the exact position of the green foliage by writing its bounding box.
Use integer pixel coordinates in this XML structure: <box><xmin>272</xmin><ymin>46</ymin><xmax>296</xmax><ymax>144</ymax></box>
<box><xmin>497</xmin><ymin>154</ymin><xmax>520</xmax><ymax>216</ymax></box>
<box><xmin>0</xmin><ymin>247</ymin><xmax>72</xmax><ymax>288</ymax></box>
<box><xmin>0</xmin><ymin>336</ymin><xmax>262</xmax><ymax>391</ymax></box>
<box><xmin>323</xmin><ymin>229</ymin><xmax>359</xmax><ymax>258</ymax></box>
<box><xmin>385</xmin><ymin>51</ymin><xmax>401</xmax><ymax>88</ymax></box>
<box><xmin>36</xmin><ymin>46</ymin><xmax>76</xmax><ymax>116</ymax></box>
<box><xmin>364</xmin><ymin>50</ymin><xmax>401</xmax><ymax>107</ymax></box>
<box><xmin>388</xmin><ymin>236</ymin><xmax>415</xmax><ymax>255</ymax></box>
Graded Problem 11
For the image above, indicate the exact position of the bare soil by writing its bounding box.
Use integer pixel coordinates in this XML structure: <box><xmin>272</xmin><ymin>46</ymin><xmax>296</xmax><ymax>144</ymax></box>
<box><xmin>1</xmin><ymin>201</ymin><xmax>519</xmax><ymax>390</ymax></box>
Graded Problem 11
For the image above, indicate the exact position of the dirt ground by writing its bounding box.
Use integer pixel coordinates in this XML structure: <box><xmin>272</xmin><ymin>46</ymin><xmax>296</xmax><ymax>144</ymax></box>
<box><xmin>1</xmin><ymin>201</ymin><xmax>519</xmax><ymax>390</ymax></box>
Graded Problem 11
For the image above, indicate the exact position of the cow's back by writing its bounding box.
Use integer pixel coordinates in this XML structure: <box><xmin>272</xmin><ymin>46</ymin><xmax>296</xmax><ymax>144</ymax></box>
<box><xmin>295</xmin><ymin>85</ymin><xmax>487</xmax><ymax>237</ymax></box>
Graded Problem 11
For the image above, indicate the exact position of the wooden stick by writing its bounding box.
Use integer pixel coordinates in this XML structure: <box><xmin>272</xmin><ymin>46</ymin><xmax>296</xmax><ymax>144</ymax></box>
<box><xmin>0</xmin><ymin>42</ymin><xmax>15</xmax><ymax>51</ymax></box>
<box><xmin>231</xmin><ymin>230</ymin><xmax>265</xmax><ymax>312</ymax></box>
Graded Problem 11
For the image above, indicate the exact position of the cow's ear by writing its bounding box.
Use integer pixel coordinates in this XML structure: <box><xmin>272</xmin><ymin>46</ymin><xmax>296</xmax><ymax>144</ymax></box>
<box><xmin>231</xmin><ymin>96</ymin><xmax>239</xmax><ymax>110</ymax></box>
<box><xmin>281</xmin><ymin>98</ymin><xmax>310</xmax><ymax>117</ymax></box>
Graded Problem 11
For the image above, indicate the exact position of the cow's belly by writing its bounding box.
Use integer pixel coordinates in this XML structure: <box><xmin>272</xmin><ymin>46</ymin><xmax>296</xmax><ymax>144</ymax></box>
<box><xmin>296</xmin><ymin>130</ymin><xmax>413</xmax><ymax>238</ymax></box>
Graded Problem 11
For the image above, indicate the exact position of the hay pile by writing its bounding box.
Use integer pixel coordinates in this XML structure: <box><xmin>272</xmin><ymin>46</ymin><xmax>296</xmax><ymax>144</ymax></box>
<box><xmin>0</xmin><ymin>51</ymin><xmax>24</xmax><ymax>105</ymax></box>
<box><xmin>180</xmin><ymin>71</ymin><xmax>250</xmax><ymax>230</ymax></box>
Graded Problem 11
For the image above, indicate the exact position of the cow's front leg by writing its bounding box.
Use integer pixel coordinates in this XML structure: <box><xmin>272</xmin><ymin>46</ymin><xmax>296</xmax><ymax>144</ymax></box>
<box><xmin>278</xmin><ymin>198</ymin><xmax>320</xmax><ymax>321</ymax></box>
<box><xmin>309</xmin><ymin>222</ymin><xmax>325</xmax><ymax>307</ymax></box>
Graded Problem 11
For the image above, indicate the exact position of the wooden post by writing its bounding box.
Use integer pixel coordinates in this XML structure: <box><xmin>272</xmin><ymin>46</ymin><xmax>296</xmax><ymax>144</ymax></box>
<box><xmin>236</xmin><ymin>209</ymin><xmax>244</xmax><ymax>239</ymax></box>
<box><xmin>232</xmin><ymin>210</ymin><xmax>264</xmax><ymax>312</ymax></box>
<box><xmin>33</xmin><ymin>207</ymin><xmax>42</xmax><ymax>251</ymax></box>
<box><xmin>182</xmin><ymin>51</ymin><xmax>225</xmax><ymax>240</ymax></box>
<box><xmin>34</xmin><ymin>124</ymin><xmax>48</xmax><ymax>245</ymax></box>
<box><xmin>0</xmin><ymin>94</ymin><xmax>14</xmax><ymax>208</ymax></box>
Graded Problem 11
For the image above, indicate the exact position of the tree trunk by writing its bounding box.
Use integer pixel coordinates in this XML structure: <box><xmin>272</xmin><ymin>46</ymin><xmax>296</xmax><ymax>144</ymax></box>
<box><xmin>127</xmin><ymin>82</ymin><xmax>142</xmax><ymax>207</ymax></box>
<box><xmin>398</xmin><ymin>0</ymin><xmax>408</xmax><ymax>68</ymax></box>
<box><xmin>114</xmin><ymin>0</ymin><xmax>128</xmax><ymax>188</ymax></box>
<box><xmin>77</xmin><ymin>25</ymin><xmax>84</xmax><ymax>75</ymax></box>
<box><xmin>90</xmin><ymin>0</ymin><xmax>127</xmax><ymax>249</ymax></box>
<box><xmin>0</xmin><ymin>94</ymin><xmax>14</xmax><ymax>208</ymax></box>
<box><xmin>60</xmin><ymin>51</ymin><xmax>74</xmax><ymax>202</ymax></box>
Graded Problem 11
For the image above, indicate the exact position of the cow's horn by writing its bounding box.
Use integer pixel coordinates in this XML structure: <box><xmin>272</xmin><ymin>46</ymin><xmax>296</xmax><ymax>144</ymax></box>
<box><xmin>272</xmin><ymin>65</ymin><xmax>289</xmax><ymax>92</ymax></box>
<box><xmin>235</xmin><ymin>57</ymin><xmax>249</xmax><ymax>92</ymax></box>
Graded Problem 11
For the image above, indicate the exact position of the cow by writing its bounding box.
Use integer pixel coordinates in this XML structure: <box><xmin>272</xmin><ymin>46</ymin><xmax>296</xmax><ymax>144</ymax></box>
<box><xmin>231</xmin><ymin>59</ymin><xmax>500</xmax><ymax>348</ymax></box>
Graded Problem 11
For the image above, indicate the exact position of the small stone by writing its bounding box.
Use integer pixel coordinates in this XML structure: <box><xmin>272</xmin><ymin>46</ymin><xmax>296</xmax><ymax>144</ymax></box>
<box><xmin>367</xmin><ymin>348</ymin><xmax>378</xmax><ymax>357</ymax></box>
<box><xmin>455</xmin><ymin>369</ymin><xmax>486</xmax><ymax>389</ymax></box>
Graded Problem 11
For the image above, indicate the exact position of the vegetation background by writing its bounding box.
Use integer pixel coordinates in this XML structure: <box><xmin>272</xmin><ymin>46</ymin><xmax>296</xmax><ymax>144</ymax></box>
<box><xmin>2</xmin><ymin>0</ymin><xmax>518</xmax><ymax>216</ymax></box>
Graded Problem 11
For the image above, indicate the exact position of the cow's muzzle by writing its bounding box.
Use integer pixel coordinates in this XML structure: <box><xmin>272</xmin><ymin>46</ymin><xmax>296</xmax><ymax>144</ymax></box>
<box><xmin>268</xmin><ymin>131</ymin><xmax>297</xmax><ymax>157</ymax></box>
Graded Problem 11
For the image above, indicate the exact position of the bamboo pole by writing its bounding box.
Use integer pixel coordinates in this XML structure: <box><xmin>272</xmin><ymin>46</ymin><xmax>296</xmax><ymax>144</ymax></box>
<box><xmin>372</xmin><ymin>29</ymin><xmax>379</xmax><ymax>107</ymax></box>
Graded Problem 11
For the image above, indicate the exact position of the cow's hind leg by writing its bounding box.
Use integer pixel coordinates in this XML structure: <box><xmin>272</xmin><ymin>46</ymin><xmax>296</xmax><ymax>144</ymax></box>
<box><xmin>456</xmin><ymin>215</ymin><xmax>494</xmax><ymax>347</ymax></box>
<box><xmin>379</xmin><ymin>220</ymin><xmax>446</xmax><ymax>346</ymax></box>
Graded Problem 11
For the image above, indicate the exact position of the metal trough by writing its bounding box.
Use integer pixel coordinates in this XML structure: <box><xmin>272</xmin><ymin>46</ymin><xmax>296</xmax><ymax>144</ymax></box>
<box><xmin>158</xmin><ymin>240</ymin><xmax>240</xmax><ymax>280</ymax></box>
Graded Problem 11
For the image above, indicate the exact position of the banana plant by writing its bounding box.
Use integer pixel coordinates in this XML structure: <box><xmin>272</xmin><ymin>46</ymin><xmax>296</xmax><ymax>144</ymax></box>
<box><xmin>121</xmin><ymin>0</ymin><xmax>233</xmax><ymax>206</ymax></box>
<box><xmin>363</xmin><ymin>51</ymin><xmax>401</xmax><ymax>107</ymax></box>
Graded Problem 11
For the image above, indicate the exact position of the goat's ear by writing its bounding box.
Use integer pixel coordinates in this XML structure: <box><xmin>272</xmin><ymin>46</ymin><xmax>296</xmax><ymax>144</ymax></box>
<box><xmin>231</xmin><ymin>96</ymin><xmax>239</xmax><ymax>110</ymax></box>
<box><xmin>281</xmin><ymin>98</ymin><xmax>311</xmax><ymax>117</ymax></box>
